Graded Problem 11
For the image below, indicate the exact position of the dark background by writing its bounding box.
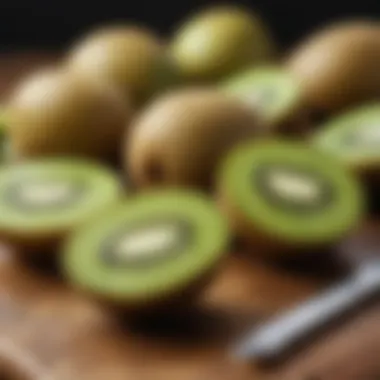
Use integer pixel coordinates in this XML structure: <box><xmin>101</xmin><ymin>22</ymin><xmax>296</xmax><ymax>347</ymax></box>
<box><xmin>0</xmin><ymin>1</ymin><xmax>378</xmax><ymax>51</ymax></box>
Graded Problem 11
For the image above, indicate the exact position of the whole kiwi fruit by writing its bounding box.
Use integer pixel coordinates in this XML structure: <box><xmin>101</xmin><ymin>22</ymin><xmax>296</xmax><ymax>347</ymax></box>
<box><xmin>67</xmin><ymin>25</ymin><xmax>179</xmax><ymax>106</ymax></box>
<box><xmin>286</xmin><ymin>20</ymin><xmax>380</xmax><ymax>114</ymax></box>
<box><xmin>126</xmin><ymin>87</ymin><xmax>265</xmax><ymax>190</ymax></box>
<box><xmin>6</xmin><ymin>67</ymin><xmax>131</xmax><ymax>163</ymax></box>
<box><xmin>170</xmin><ymin>5</ymin><xmax>275</xmax><ymax>82</ymax></box>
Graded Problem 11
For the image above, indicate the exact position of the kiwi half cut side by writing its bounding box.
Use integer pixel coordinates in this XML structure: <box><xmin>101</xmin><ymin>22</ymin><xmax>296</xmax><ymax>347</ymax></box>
<box><xmin>62</xmin><ymin>190</ymin><xmax>230</xmax><ymax>313</ymax></box>
<box><xmin>0</xmin><ymin>158</ymin><xmax>122</xmax><ymax>255</ymax></box>
<box><xmin>312</xmin><ymin>103</ymin><xmax>380</xmax><ymax>177</ymax></box>
<box><xmin>217</xmin><ymin>139</ymin><xmax>365</xmax><ymax>257</ymax></box>
<box><xmin>221</xmin><ymin>66</ymin><xmax>308</xmax><ymax>136</ymax></box>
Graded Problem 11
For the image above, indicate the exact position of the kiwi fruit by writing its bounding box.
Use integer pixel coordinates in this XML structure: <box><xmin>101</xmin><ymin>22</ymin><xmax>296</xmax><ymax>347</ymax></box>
<box><xmin>0</xmin><ymin>158</ymin><xmax>122</xmax><ymax>256</ymax></box>
<box><xmin>216</xmin><ymin>139</ymin><xmax>365</xmax><ymax>257</ymax></box>
<box><xmin>286</xmin><ymin>20</ymin><xmax>380</xmax><ymax>114</ymax></box>
<box><xmin>222</xmin><ymin>66</ymin><xmax>308</xmax><ymax>135</ymax></box>
<box><xmin>170</xmin><ymin>5</ymin><xmax>275</xmax><ymax>82</ymax></box>
<box><xmin>312</xmin><ymin>103</ymin><xmax>380</xmax><ymax>180</ymax></box>
<box><xmin>67</xmin><ymin>25</ymin><xmax>180</xmax><ymax>106</ymax></box>
<box><xmin>127</xmin><ymin>87</ymin><xmax>265</xmax><ymax>190</ymax></box>
<box><xmin>6</xmin><ymin>67</ymin><xmax>131</xmax><ymax>163</ymax></box>
<box><xmin>62</xmin><ymin>189</ymin><xmax>230</xmax><ymax>313</ymax></box>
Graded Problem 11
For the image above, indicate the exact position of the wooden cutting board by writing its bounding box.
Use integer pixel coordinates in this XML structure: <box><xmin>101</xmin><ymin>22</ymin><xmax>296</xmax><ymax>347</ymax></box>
<box><xmin>1</xmin><ymin>52</ymin><xmax>380</xmax><ymax>380</ymax></box>
<box><xmin>1</xmin><ymin>245</ymin><xmax>380</xmax><ymax>380</ymax></box>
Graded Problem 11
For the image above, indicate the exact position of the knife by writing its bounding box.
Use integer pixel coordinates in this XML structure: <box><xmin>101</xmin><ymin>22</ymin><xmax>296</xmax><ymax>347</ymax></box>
<box><xmin>232</xmin><ymin>258</ymin><xmax>380</xmax><ymax>361</ymax></box>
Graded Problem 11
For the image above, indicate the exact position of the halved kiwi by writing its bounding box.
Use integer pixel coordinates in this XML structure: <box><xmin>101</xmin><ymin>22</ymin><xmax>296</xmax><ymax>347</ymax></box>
<box><xmin>62</xmin><ymin>190</ymin><xmax>230</xmax><ymax>312</ymax></box>
<box><xmin>221</xmin><ymin>66</ymin><xmax>307</xmax><ymax>135</ymax></box>
<box><xmin>312</xmin><ymin>103</ymin><xmax>380</xmax><ymax>178</ymax></box>
<box><xmin>0</xmin><ymin>158</ymin><xmax>122</xmax><ymax>255</ymax></box>
<box><xmin>217</xmin><ymin>139</ymin><xmax>365</xmax><ymax>257</ymax></box>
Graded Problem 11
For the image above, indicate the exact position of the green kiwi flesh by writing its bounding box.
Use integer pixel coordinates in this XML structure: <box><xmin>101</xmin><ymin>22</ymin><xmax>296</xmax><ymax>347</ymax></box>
<box><xmin>312</xmin><ymin>103</ymin><xmax>380</xmax><ymax>172</ymax></box>
<box><xmin>0</xmin><ymin>158</ymin><xmax>121</xmax><ymax>252</ymax></box>
<box><xmin>221</xmin><ymin>66</ymin><xmax>302</xmax><ymax>129</ymax></box>
<box><xmin>217</xmin><ymin>139</ymin><xmax>364</xmax><ymax>254</ymax></box>
<box><xmin>62</xmin><ymin>190</ymin><xmax>230</xmax><ymax>311</ymax></box>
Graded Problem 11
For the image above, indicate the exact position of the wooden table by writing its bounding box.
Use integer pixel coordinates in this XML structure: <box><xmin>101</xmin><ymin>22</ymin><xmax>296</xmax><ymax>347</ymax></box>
<box><xmin>1</xmin><ymin>52</ymin><xmax>380</xmax><ymax>380</ymax></box>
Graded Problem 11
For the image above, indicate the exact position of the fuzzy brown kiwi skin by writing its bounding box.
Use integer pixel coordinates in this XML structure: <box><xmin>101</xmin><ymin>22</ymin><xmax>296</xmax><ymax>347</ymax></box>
<box><xmin>126</xmin><ymin>87</ymin><xmax>267</xmax><ymax>191</ymax></box>
<box><xmin>265</xmin><ymin>76</ymin><xmax>317</xmax><ymax>137</ymax></box>
<box><xmin>6</xmin><ymin>67</ymin><xmax>133</xmax><ymax>164</ymax></box>
<box><xmin>67</xmin><ymin>25</ymin><xmax>177</xmax><ymax>107</ymax></box>
<box><xmin>67</xmin><ymin>253</ymin><xmax>228</xmax><ymax>317</ymax></box>
<box><xmin>271</xmin><ymin>99</ymin><xmax>312</xmax><ymax>139</ymax></box>
<box><xmin>286</xmin><ymin>21</ymin><xmax>380</xmax><ymax>115</ymax></box>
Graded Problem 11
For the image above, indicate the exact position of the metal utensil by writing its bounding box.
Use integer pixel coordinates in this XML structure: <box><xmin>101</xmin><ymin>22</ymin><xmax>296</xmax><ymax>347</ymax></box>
<box><xmin>232</xmin><ymin>258</ymin><xmax>380</xmax><ymax>361</ymax></box>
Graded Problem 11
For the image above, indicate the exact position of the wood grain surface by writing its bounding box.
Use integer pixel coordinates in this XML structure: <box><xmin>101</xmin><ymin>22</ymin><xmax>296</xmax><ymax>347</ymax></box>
<box><xmin>1</xmin><ymin>52</ymin><xmax>380</xmax><ymax>380</ymax></box>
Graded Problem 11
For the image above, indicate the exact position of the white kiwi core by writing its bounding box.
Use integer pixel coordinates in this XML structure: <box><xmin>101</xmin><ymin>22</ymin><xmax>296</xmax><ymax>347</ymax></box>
<box><xmin>114</xmin><ymin>222</ymin><xmax>184</xmax><ymax>261</ymax></box>
<box><xmin>18</xmin><ymin>181</ymin><xmax>79</xmax><ymax>207</ymax></box>
<box><xmin>102</xmin><ymin>219</ymin><xmax>192</xmax><ymax>267</ymax></box>
<box><xmin>266</xmin><ymin>169</ymin><xmax>322</xmax><ymax>204</ymax></box>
